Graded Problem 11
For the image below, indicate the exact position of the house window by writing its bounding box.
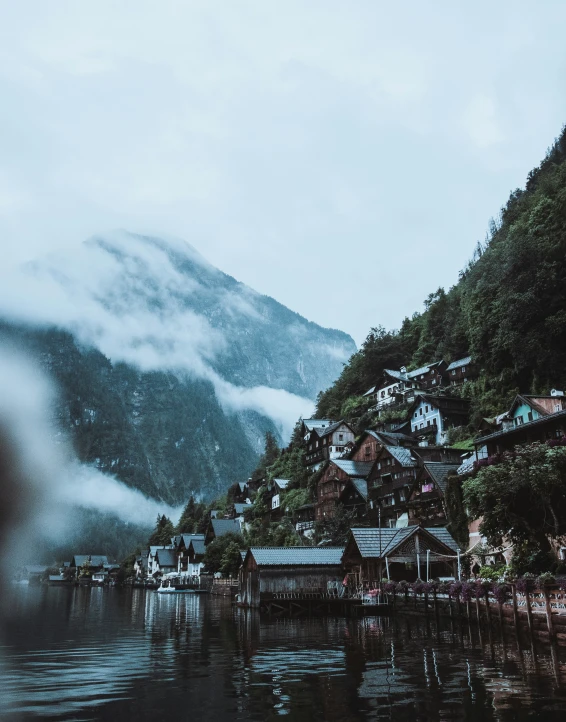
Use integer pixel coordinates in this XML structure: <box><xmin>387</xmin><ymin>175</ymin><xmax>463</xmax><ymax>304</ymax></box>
<box><xmin>427</xmin><ymin>420</ymin><xmax>431</xmax><ymax>426</ymax></box>
<box><xmin>398</xmin><ymin>490</ymin><xmax>406</xmax><ymax>502</ymax></box>
<box><xmin>339</xmin><ymin>434</ymin><xmax>344</xmax><ymax>441</ymax></box>
<box><xmin>527</xmin><ymin>411</ymin><xmax>533</xmax><ymax>422</ymax></box>
<box><xmin>420</xmin><ymin>423</ymin><xmax>424</xmax><ymax>429</ymax></box>
<box><xmin>420</xmin><ymin>408</ymin><xmax>423</xmax><ymax>415</ymax></box>
<box><xmin>515</xmin><ymin>417</ymin><xmax>523</xmax><ymax>426</ymax></box>
<box><xmin>452</xmin><ymin>369</ymin><xmax>456</xmax><ymax>375</ymax></box>
<box><xmin>381</xmin><ymin>391</ymin><xmax>385</xmax><ymax>398</ymax></box>
<box><xmin>432</xmin><ymin>379</ymin><xmax>436</xmax><ymax>385</ymax></box>
<box><xmin>414</xmin><ymin>412</ymin><xmax>418</xmax><ymax>418</ymax></box>
<box><xmin>377</xmin><ymin>462</ymin><xmax>381</xmax><ymax>469</ymax></box>
<box><xmin>555</xmin><ymin>404</ymin><xmax>562</xmax><ymax>412</ymax></box>
<box><xmin>425</xmin><ymin>405</ymin><xmax>429</xmax><ymax>413</ymax></box>
<box><xmin>462</xmin><ymin>367</ymin><xmax>466</xmax><ymax>373</ymax></box>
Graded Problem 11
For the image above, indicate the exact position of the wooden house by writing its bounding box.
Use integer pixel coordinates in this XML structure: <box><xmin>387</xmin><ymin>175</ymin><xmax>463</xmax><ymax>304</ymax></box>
<box><xmin>407</xmin><ymin>461</ymin><xmax>461</xmax><ymax>527</ymax></box>
<box><xmin>294</xmin><ymin>503</ymin><xmax>315</xmax><ymax>538</ymax></box>
<box><xmin>367</xmin><ymin>445</ymin><xmax>418</xmax><ymax>528</ymax></box>
<box><xmin>240</xmin><ymin>547</ymin><xmax>344</xmax><ymax>608</ymax></box>
<box><xmin>407</xmin><ymin>394</ymin><xmax>470</xmax><ymax>445</ymax></box>
<box><xmin>304</xmin><ymin>420</ymin><xmax>355</xmax><ymax>469</ymax></box>
<box><xmin>315</xmin><ymin>459</ymin><xmax>374</xmax><ymax>521</ymax></box>
<box><xmin>339</xmin><ymin>478</ymin><xmax>368</xmax><ymax>520</ymax></box>
<box><xmin>205</xmin><ymin>518</ymin><xmax>242</xmax><ymax>545</ymax></box>
<box><xmin>474</xmin><ymin>395</ymin><xmax>566</xmax><ymax>459</ymax></box>
<box><xmin>350</xmin><ymin>429</ymin><xmax>416</xmax><ymax>466</ymax></box>
<box><xmin>342</xmin><ymin>526</ymin><xmax>459</xmax><ymax>583</ymax></box>
<box><xmin>268</xmin><ymin>478</ymin><xmax>290</xmax><ymax>520</ymax></box>
<box><xmin>446</xmin><ymin>356</ymin><xmax>477</xmax><ymax>386</ymax></box>
<box><xmin>176</xmin><ymin>534</ymin><xmax>205</xmax><ymax>574</ymax></box>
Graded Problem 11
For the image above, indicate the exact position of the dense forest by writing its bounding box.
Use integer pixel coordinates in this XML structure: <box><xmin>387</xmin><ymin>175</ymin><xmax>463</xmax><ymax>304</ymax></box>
<box><xmin>316</xmin><ymin>125</ymin><xmax>566</xmax><ymax>429</ymax></box>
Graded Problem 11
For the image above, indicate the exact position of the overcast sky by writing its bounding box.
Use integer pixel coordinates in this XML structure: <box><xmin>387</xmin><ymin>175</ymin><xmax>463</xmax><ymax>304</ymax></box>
<box><xmin>2</xmin><ymin>1</ymin><xmax>566</xmax><ymax>345</ymax></box>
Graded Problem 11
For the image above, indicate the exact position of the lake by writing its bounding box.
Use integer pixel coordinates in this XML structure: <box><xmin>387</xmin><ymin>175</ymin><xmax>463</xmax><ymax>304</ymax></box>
<box><xmin>1</xmin><ymin>586</ymin><xmax>566</xmax><ymax>721</ymax></box>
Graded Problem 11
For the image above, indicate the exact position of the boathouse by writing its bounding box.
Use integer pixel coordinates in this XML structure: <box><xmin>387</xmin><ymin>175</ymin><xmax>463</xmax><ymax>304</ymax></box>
<box><xmin>342</xmin><ymin>526</ymin><xmax>459</xmax><ymax>584</ymax></box>
<box><xmin>240</xmin><ymin>547</ymin><xmax>344</xmax><ymax>608</ymax></box>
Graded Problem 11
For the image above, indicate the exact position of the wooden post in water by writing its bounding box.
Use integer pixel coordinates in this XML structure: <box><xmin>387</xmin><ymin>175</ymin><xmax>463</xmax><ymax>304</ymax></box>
<box><xmin>543</xmin><ymin>585</ymin><xmax>555</xmax><ymax>642</ymax></box>
<box><xmin>475</xmin><ymin>593</ymin><xmax>483</xmax><ymax>646</ymax></box>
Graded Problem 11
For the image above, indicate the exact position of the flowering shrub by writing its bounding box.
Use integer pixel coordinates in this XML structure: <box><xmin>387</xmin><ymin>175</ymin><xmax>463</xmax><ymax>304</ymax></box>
<box><xmin>397</xmin><ymin>580</ymin><xmax>410</xmax><ymax>593</ymax></box>
<box><xmin>492</xmin><ymin>583</ymin><xmax>510</xmax><ymax>604</ymax></box>
<box><xmin>515</xmin><ymin>574</ymin><xmax>535</xmax><ymax>593</ymax></box>
<box><xmin>449</xmin><ymin>581</ymin><xmax>463</xmax><ymax>597</ymax></box>
<box><xmin>437</xmin><ymin>582</ymin><xmax>451</xmax><ymax>595</ymax></box>
<box><xmin>536</xmin><ymin>572</ymin><xmax>556</xmax><ymax>587</ymax></box>
<box><xmin>412</xmin><ymin>580</ymin><xmax>425</xmax><ymax>594</ymax></box>
<box><xmin>460</xmin><ymin>581</ymin><xmax>477</xmax><ymax>602</ymax></box>
<box><xmin>382</xmin><ymin>581</ymin><xmax>397</xmax><ymax>594</ymax></box>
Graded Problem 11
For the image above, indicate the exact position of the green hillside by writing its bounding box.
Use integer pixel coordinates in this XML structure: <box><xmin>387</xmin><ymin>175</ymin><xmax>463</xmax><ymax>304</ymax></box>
<box><xmin>317</xmin><ymin>125</ymin><xmax>566</xmax><ymax>428</ymax></box>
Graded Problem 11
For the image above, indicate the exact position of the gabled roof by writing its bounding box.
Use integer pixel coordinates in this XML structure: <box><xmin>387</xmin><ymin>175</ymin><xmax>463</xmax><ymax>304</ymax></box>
<box><xmin>24</xmin><ymin>565</ymin><xmax>48</xmax><ymax>574</ymax></box>
<box><xmin>246</xmin><ymin>547</ymin><xmax>344</xmax><ymax>566</ymax></box>
<box><xmin>238</xmin><ymin>481</ymin><xmax>247</xmax><ymax>492</ymax></box>
<box><xmin>352</xmin><ymin>479</ymin><xmax>368</xmax><ymax>500</ymax></box>
<box><xmin>423</xmin><ymin>462</ymin><xmax>461</xmax><ymax>494</ymax></box>
<box><xmin>384</xmin><ymin>445</ymin><xmax>417</xmax><ymax>467</ymax></box>
<box><xmin>71</xmin><ymin>555</ymin><xmax>109</xmax><ymax>567</ymax></box>
<box><xmin>188</xmin><ymin>539</ymin><xmax>206</xmax><ymax>556</ymax></box>
<box><xmin>149</xmin><ymin>545</ymin><xmax>174</xmax><ymax>555</ymax></box>
<box><xmin>363</xmin><ymin>386</ymin><xmax>377</xmax><ymax>396</ymax></box>
<box><xmin>234</xmin><ymin>503</ymin><xmax>253</xmax><ymax>514</ymax></box>
<box><xmin>302</xmin><ymin>418</ymin><xmax>335</xmax><ymax>431</ymax></box>
<box><xmin>332</xmin><ymin>459</ymin><xmax>374</xmax><ymax>478</ymax></box>
<box><xmin>316</xmin><ymin>420</ymin><xmax>353</xmax><ymax>439</ymax></box>
<box><xmin>409</xmin><ymin>394</ymin><xmax>470</xmax><ymax>415</ymax></box>
<box><xmin>155</xmin><ymin>548</ymin><xmax>177</xmax><ymax>567</ymax></box>
<box><xmin>509</xmin><ymin>394</ymin><xmax>550</xmax><ymax>418</ymax></box>
<box><xmin>240</xmin><ymin>550</ymin><xmax>247</xmax><ymax>562</ymax></box>
<box><xmin>446</xmin><ymin>356</ymin><xmax>472</xmax><ymax>371</ymax></box>
<box><xmin>347</xmin><ymin>526</ymin><xmax>458</xmax><ymax>559</ymax></box>
<box><xmin>273</xmin><ymin>479</ymin><xmax>290</xmax><ymax>490</ymax></box>
<box><xmin>360</xmin><ymin>429</ymin><xmax>415</xmax><ymax>448</ymax></box>
<box><xmin>181</xmin><ymin>533</ymin><xmax>205</xmax><ymax>548</ymax></box>
<box><xmin>210</xmin><ymin>518</ymin><xmax>242</xmax><ymax>538</ymax></box>
<box><xmin>475</xmin><ymin>408</ymin><xmax>566</xmax><ymax>444</ymax></box>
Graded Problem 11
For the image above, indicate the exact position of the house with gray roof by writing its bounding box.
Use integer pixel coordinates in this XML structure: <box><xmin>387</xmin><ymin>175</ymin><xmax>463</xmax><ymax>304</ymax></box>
<box><xmin>315</xmin><ymin>458</ymin><xmax>375</xmax><ymax>522</ymax></box>
<box><xmin>343</xmin><ymin>526</ymin><xmax>458</xmax><ymax>583</ymax></box>
<box><xmin>304</xmin><ymin>420</ymin><xmax>355</xmax><ymax>470</ymax></box>
<box><xmin>407</xmin><ymin>461</ymin><xmax>461</xmax><ymax>527</ymax></box>
<box><xmin>205</xmin><ymin>518</ymin><xmax>243</xmax><ymax>546</ymax></box>
<box><xmin>240</xmin><ymin>546</ymin><xmax>345</xmax><ymax>607</ymax></box>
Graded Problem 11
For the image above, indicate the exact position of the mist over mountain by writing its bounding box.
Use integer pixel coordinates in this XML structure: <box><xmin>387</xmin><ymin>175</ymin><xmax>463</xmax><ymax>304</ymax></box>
<box><xmin>0</xmin><ymin>231</ymin><xmax>355</xmax><ymax>507</ymax></box>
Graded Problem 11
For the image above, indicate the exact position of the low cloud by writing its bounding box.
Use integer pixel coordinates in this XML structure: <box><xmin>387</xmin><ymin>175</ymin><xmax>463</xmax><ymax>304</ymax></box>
<box><xmin>0</xmin><ymin>230</ymin><xmax>332</xmax><ymax>439</ymax></box>
<box><xmin>0</xmin><ymin>346</ymin><xmax>180</xmax><ymax>570</ymax></box>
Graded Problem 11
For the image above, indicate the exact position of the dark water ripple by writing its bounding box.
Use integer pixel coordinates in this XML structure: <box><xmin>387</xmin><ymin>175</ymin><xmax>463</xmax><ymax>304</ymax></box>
<box><xmin>1</xmin><ymin>586</ymin><xmax>566</xmax><ymax>721</ymax></box>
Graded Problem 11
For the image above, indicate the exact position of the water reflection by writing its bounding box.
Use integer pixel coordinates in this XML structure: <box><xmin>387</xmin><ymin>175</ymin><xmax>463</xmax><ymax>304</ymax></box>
<box><xmin>1</xmin><ymin>586</ymin><xmax>566</xmax><ymax>721</ymax></box>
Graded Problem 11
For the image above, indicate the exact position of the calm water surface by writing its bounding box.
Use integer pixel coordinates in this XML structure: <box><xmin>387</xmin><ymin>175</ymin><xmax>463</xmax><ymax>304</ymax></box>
<box><xmin>2</xmin><ymin>586</ymin><xmax>566</xmax><ymax>721</ymax></box>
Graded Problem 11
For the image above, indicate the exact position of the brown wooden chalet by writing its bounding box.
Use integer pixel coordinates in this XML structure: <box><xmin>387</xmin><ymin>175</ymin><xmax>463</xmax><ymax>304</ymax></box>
<box><xmin>315</xmin><ymin>459</ymin><xmax>374</xmax><ymax>521</ymax></box>
<box><xmin>367</xmin><ymin>445</ymin><xmax>418</xmax><ymax>527</ymax></box>
<box><xmin>339</xmin><ymin>478</ymin><xmax>368</xmax><ymax>520</ymax></box>
<box><xmin>350</xmin><ymin>429</ymin><xmax>416</xmax><ymax>465</ymax></box>
<box><xmin>240</xmin><ymin>546</ymin><xmax>344</xmax><ymax>608</ymax></box>
<box><xmin>446</xmin><ymin>356</ymin><xmax>477</xmax><ymax>386</ymax></box>
<box><xmin>342</xmin><ymin>526</ymin><xmax>459</xmax><ymax>583</ymax></box>
<box><xmin>407</xmin><ymin>461</ymin><xmax>460</xmax><ymax>527</ymax></box>
<box><xmin>304</xmin><ymin>420</ymin><xmax>355</xmax><ymax>469</ymax></box>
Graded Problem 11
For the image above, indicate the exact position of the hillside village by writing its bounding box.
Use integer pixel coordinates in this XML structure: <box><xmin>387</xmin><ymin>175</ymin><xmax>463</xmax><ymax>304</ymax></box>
<box><xmin>114</xmin><ymin>352</ymin><xmax>566</xmax><ymax>596</ymax></box>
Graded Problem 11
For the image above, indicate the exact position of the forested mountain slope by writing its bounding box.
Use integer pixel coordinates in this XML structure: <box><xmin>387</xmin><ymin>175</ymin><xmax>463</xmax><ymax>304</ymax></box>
<box><xmin>317</xmin><ymin>125</ymin><xmax>566</xmax><ymax>426</ymax></box>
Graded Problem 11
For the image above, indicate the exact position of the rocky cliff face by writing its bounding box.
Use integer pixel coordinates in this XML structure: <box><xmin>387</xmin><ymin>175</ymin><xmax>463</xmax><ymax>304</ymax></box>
<box><xmin>0</xmin><ymin>232</ymin><xmax>355</xmax><ymax>505</ymax></box>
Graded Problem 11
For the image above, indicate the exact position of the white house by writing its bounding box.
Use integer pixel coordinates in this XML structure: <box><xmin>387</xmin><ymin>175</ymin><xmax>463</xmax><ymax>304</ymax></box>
<box><xmin>408</xmin><ymin>395</ymin><xmax>470</xmax><ymax>446</ymax></box>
